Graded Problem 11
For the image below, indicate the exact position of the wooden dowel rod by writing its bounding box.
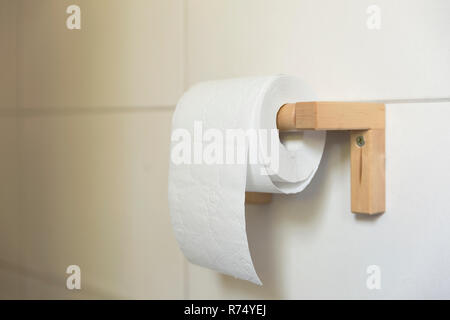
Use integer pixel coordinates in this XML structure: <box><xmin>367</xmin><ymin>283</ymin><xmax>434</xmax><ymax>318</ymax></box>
<box><xmin>276</xmin><ymin>103</ymin><xmax>297</xmax><ymax>130</ymax></box>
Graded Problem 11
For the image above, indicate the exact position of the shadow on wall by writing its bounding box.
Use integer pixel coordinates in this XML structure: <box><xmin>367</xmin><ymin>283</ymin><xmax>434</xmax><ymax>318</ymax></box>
<box><xmin>217</xmin><ymin>131</ymin><xmax>378</xmax><ymax>298</ymax></box>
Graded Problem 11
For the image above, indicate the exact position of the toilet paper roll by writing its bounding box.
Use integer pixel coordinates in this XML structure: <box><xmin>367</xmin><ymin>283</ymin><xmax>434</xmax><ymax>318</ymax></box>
<box><xmin>168</xmin><ymin>75</ymin><xmax>326</xmax><ymax>284</ymax></box>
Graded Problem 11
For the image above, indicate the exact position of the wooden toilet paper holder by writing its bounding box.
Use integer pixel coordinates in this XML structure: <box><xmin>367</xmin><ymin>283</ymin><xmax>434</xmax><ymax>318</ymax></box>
<box><xmin>245</xmin><ymin>101</ymin><xmax>385</xmax><ymax>215</ymax></box>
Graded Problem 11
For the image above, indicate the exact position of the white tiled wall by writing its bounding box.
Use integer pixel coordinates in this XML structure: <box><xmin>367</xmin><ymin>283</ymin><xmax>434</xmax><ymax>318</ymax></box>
<box><xmin>188</xmin><ymin>102</ymin><xmax>450</xmax><ymax>299</ymax></box>
<box><xmin>186</xmin><ymin>0</ymin><xmax>450</xmax><ymax>101</ymax></box>
<box><xmin>3</xmin><ymin>0</ymin><xmax>184</xmax><ymax>299</ymax></box>
<box><xmin>1</xmin><ymin>0</ymin><xmax>449</xmax><ymax>299</ymax></box>
<box><xmin>185</xmin><ymin>0</ymin><xmax>450</xmax><ymax>299</ymax></box>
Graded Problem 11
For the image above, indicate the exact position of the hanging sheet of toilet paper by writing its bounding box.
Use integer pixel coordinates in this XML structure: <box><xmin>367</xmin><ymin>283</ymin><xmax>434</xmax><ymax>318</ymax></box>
<box><xmin>168</xmin><ymin>75</ymin><xmax>325</xmax><ymax>285</ymax></box>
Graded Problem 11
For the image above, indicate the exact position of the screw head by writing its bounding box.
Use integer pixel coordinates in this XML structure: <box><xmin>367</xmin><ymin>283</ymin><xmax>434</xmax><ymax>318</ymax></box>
<box><xmin>356</xmin><ymin>135</ymin><xmax>365</xmax><ymax>147</ymax></box>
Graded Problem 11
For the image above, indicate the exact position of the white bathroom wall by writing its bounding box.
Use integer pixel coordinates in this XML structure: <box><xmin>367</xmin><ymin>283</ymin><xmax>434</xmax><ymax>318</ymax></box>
<box><xmin>187</xmin><ymin>102</ymin><xmax>450</xmax><ymax>299</ymax></box>
<box><xmin>1</xmin><ymin>0</ymin><xmax>449</xmax><ymax>299</ymax></box>
<box><xmin>185</xmin><ymin>0</ymin><xmax>450</xmax><ymax>299</ymax></box>
<box><xmin>186</xmin><ymin>0</ymin><xmax>450</xmax><ymax>101</ymax></box>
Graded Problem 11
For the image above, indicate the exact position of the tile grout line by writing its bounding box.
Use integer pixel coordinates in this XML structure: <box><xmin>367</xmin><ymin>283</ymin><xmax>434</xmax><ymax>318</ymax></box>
<box><xmin>8</xmin><ymin>97</ymin><xmax>450</xmax><ymax>117</ymax></box>
<box><xmin>11</xmin><ymin>105</ymin><xmax>176</xmax><ymax>117</ymax></box>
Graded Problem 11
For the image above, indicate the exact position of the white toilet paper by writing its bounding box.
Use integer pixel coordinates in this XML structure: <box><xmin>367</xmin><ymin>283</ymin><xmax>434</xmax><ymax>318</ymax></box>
<box><xmin>168</xmin><ymin>75</ymin><xmax>325</xmax><ymax>284</ymax></box>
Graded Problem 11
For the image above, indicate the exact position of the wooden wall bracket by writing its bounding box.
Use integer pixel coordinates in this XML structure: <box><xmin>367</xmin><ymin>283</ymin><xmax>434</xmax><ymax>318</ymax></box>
<box><xmin>246</xmin><ymin>101</ymin><xmax>385</xmax><ymax>215</ymax></box>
